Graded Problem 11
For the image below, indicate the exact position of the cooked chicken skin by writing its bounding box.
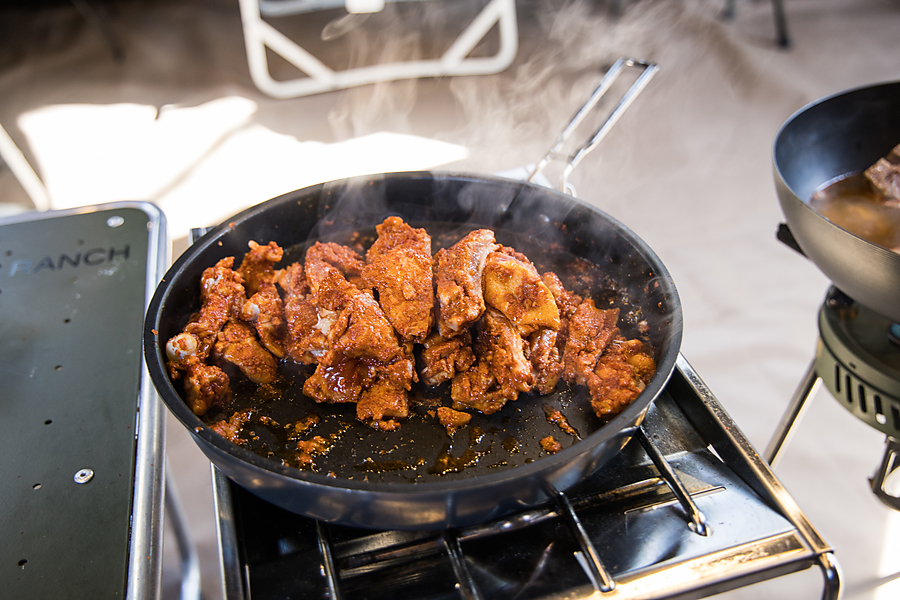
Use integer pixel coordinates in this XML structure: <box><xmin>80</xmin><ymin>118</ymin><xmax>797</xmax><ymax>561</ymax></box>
<box><xmin>302</xmin><ymin>355</ymin><xmax>369</xmax><ymax>405</ymax></box>
<box><xmin>482</xmin><ymin>251</ymin><xmax>559</xmax><ymax>336</ymax></box>
<box><xmin>541</xmin><ymin>271</ymin><xmax>583</xmax><ymax>318</ymax></box>
<box><xmin>361</xmin><ymin>216</ymin><xmax>434</xmax><ymax>343</ymax></box>
<box><xmin>302</xmin><ymin>242</ymin><xmax>367</xmax><ymax>321</ymax></box>
<box><xmin>433</xmin><ymin>229</ymin><xmax>499</xmax><ymax>336</ymax></box>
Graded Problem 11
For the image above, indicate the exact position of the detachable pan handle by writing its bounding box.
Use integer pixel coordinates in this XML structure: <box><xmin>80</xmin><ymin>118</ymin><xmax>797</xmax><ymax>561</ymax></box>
<box><xmin>776</xmin><ymin>223</ymin><xmax>807</xmax><ymax>257</ymax></box>
<box><xmin>526</xmin><ymin>57</ymin><xmax>658</xmax><ymax>196</ymax></box>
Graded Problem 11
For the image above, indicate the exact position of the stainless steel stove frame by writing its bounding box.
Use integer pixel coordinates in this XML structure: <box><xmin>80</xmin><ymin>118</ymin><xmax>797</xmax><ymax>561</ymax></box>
<box><xmin>211</xmin><ymin>355</ymin><xmax>840</xmax><ymax>600</ymax></box>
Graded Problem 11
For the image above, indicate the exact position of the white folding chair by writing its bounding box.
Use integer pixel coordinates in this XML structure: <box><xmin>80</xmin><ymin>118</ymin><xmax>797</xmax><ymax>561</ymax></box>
<box><xmin>238</xmin><ymin>0</ymin><xmax>518</xmax><ymax>99</ymax></box>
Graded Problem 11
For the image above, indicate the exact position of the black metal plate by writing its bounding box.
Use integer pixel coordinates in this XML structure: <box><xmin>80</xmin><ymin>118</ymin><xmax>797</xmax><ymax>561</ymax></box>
<box><xmin>0</xmin><ymin>207</ymin><xmax>150</xmax><ymax>598</ymax></box>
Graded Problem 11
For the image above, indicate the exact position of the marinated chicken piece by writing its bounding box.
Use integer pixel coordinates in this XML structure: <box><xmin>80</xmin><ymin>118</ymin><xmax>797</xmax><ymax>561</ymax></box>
<box><xmin>528</xmin><ymin>328</ymin><xmax>563</xmax><ymax>394</ymax></box>
<box><xmin>306</xmin><ymin>242</ymin><xmax>365</xmax><ymax>281</ymax></box>
<box><xmin>165</xmin><ymin>257</ymin><xmax>247</xmax><ymax>415</ymax></box>
<box><xmin>542</xmin><ymin>271</ymin><xmax>583</xmax><ymax>318</ymax></box>
<box><xmin>495</xmin><ymin>244</ymin><xmax>530</xmax><ymax>263</ymax></box>
<box><xmin>451</xmin><ymin>361</ymin><xmax>506</xmax><ymax>415</ymax></box>
<box><xmin>304</xmin><ymin>352</ymin><xmax>415</xmax><ymax>429</ymax></box>
<box><xmin>357</xmin><ymin>378</ymin><xmax>410</xmax><ymax>431</ymax></box>
<box><xmin>478</xmin><ymin>308</ymin><xmax>534</xmax><ymax>393</ymax></box>
<box><xmin>328</xmin><ymin>291</ymin><xmax>405</xmax><ymax>363</ymax></box>
<box><xmin>361</xmin><ymin>217</ymin><xmax>434</xmax><ymax>342</ymax></box>
<box><xmin>437</xmin><ymin>406</ymin><xmax>472</xmax><ymax>436</ymax></box>
<box><xmin>165</xmin><ymin>331</ymin><xmax>200</xmax><ymax>374</ymax></box>
<box><xmin>241</xmin><ymin>282</ymin><xmax>287</xmax><ymax>358</ymax></box>
<box><xmin>482</xmin><ymin>251</ymin><xmax>560</xmax><ymax>336</ymax></box>
<box><xmin>236</xmin><ymin>240</ymin><xmax>283</xmax><ymax>296</ymax></box>
<box><xmin>562</xmin><ymin>299</ymin><xmax>620</xmax><ymax>387</ymax></box>
<box><xmin>433</xmin><ymin>229</ymin><xmax>499</xmax><ymax>336</ymax></box>
<box><xmin>419</xmin><ymin>330</ymin><xmax>476</xmax><ymax>386</ymax></box>
<box><xmin>181</xmin><ymin>357</ymin><xmax>232</xmax><ymax>416</ymax></box>
<box><xmin>865</xmin><ymin>143</ymin><xmax>900</xmax><ymax>200</ymax></box>
<box><xmin>305</xmin><ymin>243</ymin><xmax>365</xmax><ymax>312</ymax></box>
<box><xmin>277</xmin><ymin>263</ymin><xmax>334</xmax><ymax>364</ymax></box>
<box><xmin>586</xmin><ymin>337</ymin><xmax>656</xmax><ymax>417</ymax></box>
<box><xmin>451</xmin><ymin>308</ymin><xmax>534</xmax><ymax>415</ymax></box>
<box><xmin>541</xmin><ymin>271</ymin><xmax>582</xmax><ymax>361</ymax></box>
<box><xmin>177</xmin><ymin>257</ymin><xmax>247</xmax><ymax>360</ymax></box>
<box><xmin>303</xmin><ymin>355</ymin><xmax>368</xmax><ymax>404</ymax></box>
<box><xmin>540</xmin><ymin>436</ymin><xmax>562</xmax><ymax>454</ymax></box>
<box><xmin>304</xmin><ymin>288</ymin><xmax>416</xmax><ymax>430</ymax></box>
<box><xmin>213</xmin><ymin>320</ymin><xmax>278</xmax><ymax>385</ymax></box>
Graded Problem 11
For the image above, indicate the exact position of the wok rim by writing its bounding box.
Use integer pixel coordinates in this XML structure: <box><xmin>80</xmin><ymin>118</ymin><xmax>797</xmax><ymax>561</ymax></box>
<box><xmin>144</xmin><ymin>170</ymin><xmax>683</xmax><ymax>496</ymax></box>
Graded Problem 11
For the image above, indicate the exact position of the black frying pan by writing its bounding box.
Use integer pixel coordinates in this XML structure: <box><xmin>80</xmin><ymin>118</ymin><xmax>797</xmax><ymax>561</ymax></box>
<box><xmin>774</xmin><ymin>80</ymin><xmax>900</xmax><ymax>323</ymax></box>
<box><xmin>144</xmin><ymin>172</ymin><xmax>682</xmax><ymax>530</ymax></box>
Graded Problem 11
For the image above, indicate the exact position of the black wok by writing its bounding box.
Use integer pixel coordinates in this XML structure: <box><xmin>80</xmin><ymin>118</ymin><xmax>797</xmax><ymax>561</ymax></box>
<box><xmin>774</xmin><ymin>80</ymin><xmax>900</xmax><ymax>323</ymax></box>
<box><xmin>144</xmin><ymin>172</ymin><xmax>682</xmax><ymax>530</ymax></box>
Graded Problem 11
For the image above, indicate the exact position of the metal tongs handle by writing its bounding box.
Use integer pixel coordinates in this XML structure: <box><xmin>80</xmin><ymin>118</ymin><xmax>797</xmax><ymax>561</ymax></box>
<box><xmin>526</xmin><ymin>57</ymin><xmax>659</xmax><ymax>195</ymax></box>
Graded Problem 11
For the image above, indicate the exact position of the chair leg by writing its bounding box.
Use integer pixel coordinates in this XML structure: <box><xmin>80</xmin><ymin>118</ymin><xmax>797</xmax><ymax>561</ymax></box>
<box><xmin>71</xmin><ymin>0</ymin><xmax>125</xmax><ymax>61</ymax></box>
<box><xmin>721</xmin><ymin>0</ymin><xmax>790</xmax><ymax>48</ymax></box>
<box><xmin>771</xmin><ymin>0</ymin><xmax>791</xmax><ymax>48</ymax></box>
<box><xmin>721</xmin><ymin>0</ymin><xmax>736</xmax><ymax>20</ymax></box>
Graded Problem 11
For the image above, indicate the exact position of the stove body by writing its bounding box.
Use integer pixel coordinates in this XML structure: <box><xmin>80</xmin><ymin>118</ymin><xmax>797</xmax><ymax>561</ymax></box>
<box><xmin>0</xmin><ymin>204</ymin><xmax>168</xmax><ymax>600</ymax></box>
<box><xmin>212</xmin><ymin>355</ymin><xmax>839</xmax><ymax>600</ymax></box>
<box><xmin>766</xmin><ymin>286</ymin><xmax>900</xmax><ymax>511</ymax></box>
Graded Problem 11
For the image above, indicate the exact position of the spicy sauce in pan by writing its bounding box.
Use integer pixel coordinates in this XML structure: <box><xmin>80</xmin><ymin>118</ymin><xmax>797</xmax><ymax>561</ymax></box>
<box><xmin>809</xmin><ymin>173</ymin><xmax>900</xmax><ymax>252</ymax></box>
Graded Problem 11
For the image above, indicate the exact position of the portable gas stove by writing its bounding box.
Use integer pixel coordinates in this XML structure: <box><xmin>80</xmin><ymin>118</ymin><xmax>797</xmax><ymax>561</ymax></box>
<box><xmin>766</xmin><ymin>284</ymin><xmax>900</xmax><ymax>510</ymax></box>
<box><xmin>210</xmin><ymin>354</ymin><xmax>841</xmax><ymax>600</ymax></box>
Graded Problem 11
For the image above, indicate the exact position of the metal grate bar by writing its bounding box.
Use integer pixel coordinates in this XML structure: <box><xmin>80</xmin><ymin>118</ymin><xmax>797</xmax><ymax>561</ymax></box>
<box><xmin>317</xmin><ymin>521</ymin><xmax>344</xmax><ymax>600</ymax></box>
<box><xmin>555</xmin><ymin>490</ymin><xmax>616</xmax><ymax>593</ymax></box>
<box><xmin>637</xmin><ymin>427</ymin><xmax>711</xmax><ymax>536</ymax></box>
<box><xmin>441</xmin><ymin>530</ymin><xmax>484</xmax><ymax>600</ymax></box>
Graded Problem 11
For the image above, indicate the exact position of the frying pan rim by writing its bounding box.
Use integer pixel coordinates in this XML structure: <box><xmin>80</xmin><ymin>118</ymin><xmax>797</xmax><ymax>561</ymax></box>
<box><xmin>772</xmin><ymin>79</ymin><xmax>900</xmax><ymax>256</ymax></box>
<box><xmin>144</xmin><ymin>170</ymin><xmax>683</xmax><ymax>494</ymax></box>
